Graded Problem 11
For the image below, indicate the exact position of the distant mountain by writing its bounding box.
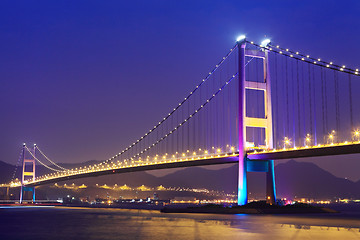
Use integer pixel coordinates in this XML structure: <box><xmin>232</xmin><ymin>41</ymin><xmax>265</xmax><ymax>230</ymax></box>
<box><xmin>275</xmin><ymin>160</ymin><xmax>358</xmax><ymax>199</ymax></box>
<box><xmin>158</xmin><ymin>165</ymin><xmax>238</xmax><ymax>192</ymax></box>
<box><xmin>1</xmin><ymin>160</ymin><xmax>359</xmax><ymax>199</ymax></box>
<box><xmin>0</xmin><ymin>161</ymin><xmax>18</xmax><ymax>183</ymax></box>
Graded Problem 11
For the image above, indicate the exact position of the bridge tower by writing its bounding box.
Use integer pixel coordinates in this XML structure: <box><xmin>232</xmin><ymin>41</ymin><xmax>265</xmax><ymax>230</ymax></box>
<box><xmin>20</xmin><ymin>143</ymin><xmax>36</xmax><ymax>203</ymax></box>
<box><xmin>237</xmin><ymin>37</ymin><xmax>276</xmax><ymax>205</ymax></box>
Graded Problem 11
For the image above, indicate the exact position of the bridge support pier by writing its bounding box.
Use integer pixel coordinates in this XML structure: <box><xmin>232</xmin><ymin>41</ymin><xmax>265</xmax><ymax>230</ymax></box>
<box><xmin>238</xmin><ymin>156</ymin><xmax>247</xmax><ymax>205</ymax></box>
<box><xmin>20</xmin><ymin>186</ymin><xmax>35</xmax><ymax>204</ymax></box>
<box><xmin>6</xmin><ymin>187</ymin><xmax>10</xmax><ymax>200</ymax></box>
<box><xmin>246</xmin><ymin>159</ymin><xmax>277</xmax><ymax>205</ymax></box>
<box><xmin>266</xmin><ymin>160</ymin><xmax>276</xmax><ymax>205</ymax></box>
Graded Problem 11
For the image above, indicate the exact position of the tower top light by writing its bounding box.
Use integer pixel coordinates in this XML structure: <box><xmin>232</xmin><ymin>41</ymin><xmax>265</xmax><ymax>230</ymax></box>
<box><xmin>261</xmin><ymin>39</ymin><xmax>271</xmax><ymax>47</ymax></box>
<box><xmin>236</xmin><ymin>35</ymin><xmax>246</xmax><ymax>42</ymax></box>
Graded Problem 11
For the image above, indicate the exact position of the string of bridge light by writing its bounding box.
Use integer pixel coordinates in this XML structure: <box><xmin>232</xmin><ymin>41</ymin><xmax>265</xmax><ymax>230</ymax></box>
<box><xmin>35</xmin><ymin>145</ymin><xmax>68</xmax><ymax>171</ymax></box>
<box><xmin>28</xmin><ymin>133</ymin><xmax>360</xmax><ymax>182</ymax></box>
<box><xmin>243</xmin><ymin>39</ymin><xmax>359</xmax><ymax>76</ymax></box>
<box><xmin>124</xmin><ymin>73</ymin><xmax>239</xmax><ymax>162</ymax></box>
<box><xmin>102</xmin><ymin>44</ymin><xmax>238</xmax><ymax>164</ymax></box>
<box><xmin>11</xmin><ymin>148</ymin><xmax>23</xmax><ymax>182</ymax></box>
<box><xmin>31</xmin><ymin>146</ymin><xmax>238</xmax><ymax>183</ymax></box>
<box><xmin>100</xmin><ymin>52</ymin><xmax>255</xmax><ymax>165</ymax></box>
<box><xmin>17</xmin><ymin>139</ymin><xmax>360</xmax><ymax>186</ymax></box>
<box><xmin>124</xmin><ymin>56</ymin><xmax>257</xmax><ymax>162</ymax></box>
<box><xmin>270</xmin><ymin>44</ymin><xmax>359</xmax><ymax>75</ymax></box>
<box><xmin>20</xmin><ymin>133</ymin><xmax>360</xmax><ymax>183</ymax></box>
<box><xmin>114</xmin><ymin>58</ymin><xmax>255</xmax><ymax>163</ymax></box>
<box><xmin>236</xmin><ymin>36</ymin><xmax>360</xmax><ymax>146</ymax></box>
<box><xmin>28</xmin><ymin>140</ymin><xmax>360</xmax><ymax>185</ymax></box>
<box><xmin>38</xmin><ymin>67</ymin><xmax>245</xmax><ymax>176</ymax></box>
<box><xmin>24</xmin><ymin>145</ymin><xmax>65</xmax><ymax>172</ymax></box>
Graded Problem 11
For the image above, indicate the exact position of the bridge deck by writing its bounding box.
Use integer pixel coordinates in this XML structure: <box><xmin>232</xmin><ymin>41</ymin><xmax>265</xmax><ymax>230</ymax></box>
<box><xmin>248</xmin><ymin>142</ymin><xmax>360</xmax><ymax>160</ymax></box>
<box><xmin>26</xmin><ymin>156</ymin><xmax>239</xmax><ymax>187</ymax></box>
<box><xmin>7</xmin><ymin>142</ymin><xmax>360</xmax><ymax>188</ymax></box>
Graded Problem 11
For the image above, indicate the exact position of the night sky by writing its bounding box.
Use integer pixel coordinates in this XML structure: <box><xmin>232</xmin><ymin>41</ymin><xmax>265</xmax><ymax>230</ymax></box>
<box><xmin>1</xmin><ymin>1</ymin><xmax>360</xmax><ymax>180</ymax></box>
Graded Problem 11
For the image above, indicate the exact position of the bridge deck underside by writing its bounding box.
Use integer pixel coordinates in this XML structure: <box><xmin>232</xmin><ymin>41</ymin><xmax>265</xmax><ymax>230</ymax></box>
<box><xmin>248</xmin><ymin>143</ymin><xmax>360</xmax><ymax>160</ymax></box>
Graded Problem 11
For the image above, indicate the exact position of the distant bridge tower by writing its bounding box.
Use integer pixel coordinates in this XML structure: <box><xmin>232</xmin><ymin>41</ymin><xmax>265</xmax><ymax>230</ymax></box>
<box><xmin>237</xmin><ymin>37</ymin><xmax>276</xmax><ymax>205</ymax></box>
<box><xmin>20</xmin><ymin>143</ymin><xmax>36</xmax><ymax>203</ymax></box>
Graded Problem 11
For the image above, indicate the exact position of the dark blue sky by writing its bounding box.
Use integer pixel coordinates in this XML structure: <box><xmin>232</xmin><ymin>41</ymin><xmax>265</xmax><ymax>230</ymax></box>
<box><xmin>1</xmin><ymin>1</ymin><xmax>360</xmax><ymax>179</ymax></box>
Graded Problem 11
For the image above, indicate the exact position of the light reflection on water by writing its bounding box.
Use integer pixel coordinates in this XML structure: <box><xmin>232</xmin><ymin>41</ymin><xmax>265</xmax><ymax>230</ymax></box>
<box><xmin>0</xmin><ymin>206</ymin><xmax>360</xmax><ymax>240</ymax></box>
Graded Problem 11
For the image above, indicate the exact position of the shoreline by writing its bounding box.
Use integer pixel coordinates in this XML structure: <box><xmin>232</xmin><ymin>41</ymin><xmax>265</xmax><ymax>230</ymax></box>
<box><xmin>0</xmin><ymin>202</ymin><xmax>339</xmax><ymax>215</ymax></box>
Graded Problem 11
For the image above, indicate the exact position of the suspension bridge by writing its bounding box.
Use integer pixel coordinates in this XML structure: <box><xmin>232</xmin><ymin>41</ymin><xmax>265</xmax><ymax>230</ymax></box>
<box><xmin>3</xmin><ymin>36</ymin><xmax>360</xmax><ymax>205</ymax></box>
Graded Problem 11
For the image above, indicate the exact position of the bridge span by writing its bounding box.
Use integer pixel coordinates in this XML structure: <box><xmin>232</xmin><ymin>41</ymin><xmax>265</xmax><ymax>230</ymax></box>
<box><xmin>11</xmin><ymin>141</ymin><xmax>359</xmax><ymax>188</ymax></box>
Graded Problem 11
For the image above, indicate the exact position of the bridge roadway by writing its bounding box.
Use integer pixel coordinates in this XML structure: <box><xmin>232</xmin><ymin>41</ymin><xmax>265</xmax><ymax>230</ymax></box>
<box><xmin>18</xmin><ymin>142</ymin><xmax>360</xmax><ymax>187</ymax></box>
<box><xmin>247</xmin><ymin>142</ymin><xmax>360</xmax><ymax>160</ymax></box>
<box><xmin>25</xmin><ymin>155</ymin><xmax>240</xmax><ymax>187</ymax></box>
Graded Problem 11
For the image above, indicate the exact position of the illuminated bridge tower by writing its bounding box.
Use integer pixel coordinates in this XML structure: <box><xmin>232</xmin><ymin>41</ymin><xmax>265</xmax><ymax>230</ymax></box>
<box><xmin>20</xmin><ymin>143</ymin><xmax>36</xmax><ymax>203</ymax></box>
<box><xmin>237</xmin><ymin>37</ymin><xmax>276</xmax><ymax>205</ymax></box>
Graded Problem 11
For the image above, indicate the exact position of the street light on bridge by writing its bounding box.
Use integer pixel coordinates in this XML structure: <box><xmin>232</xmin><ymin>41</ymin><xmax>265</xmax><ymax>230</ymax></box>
<box><xmin>305</xmin><ymin>134</ymin><xmax>311</xmax><ymax>146</ymax></box>
<box><xmin>353</xmin><ymin>130</ymin><xmax>360</xmax><ymax>141</ymax></box>
<box><xmin>328</xmin><ymin>130</ymin><xmax>336</xmax><ymax>144</ymax></box>
<box><xmin>283</xmin><ymin>137</ymin><xmax>291</xmax><ymax>149</ymax></box>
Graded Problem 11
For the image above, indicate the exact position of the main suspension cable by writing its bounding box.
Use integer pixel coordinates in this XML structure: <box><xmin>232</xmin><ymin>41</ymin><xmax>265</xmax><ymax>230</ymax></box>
<box><xmin>11</xmin><ymin>149</ymin><xmax>23</xmax><ymax>183</ymax></box>
<box><xmin>102</xmin><ymin>45</ymin><xmax>238</xmax><ymax>164</ymax></box>
<box><xmin>127</xmin><ymin>73</ymin><xmax>239</xmax><ymax>161</ymax></box>
<box><xmin>25</xmin><ymin>146</ymin><xmax>64</xmax><ymax>173</ymax></box>
<box><xmin>123</xmin><ymin>55</ymin><xmax>257</xmax><ymax>161</ymax></box>
<box><xmin>35</xmin><ymin>146</ymin><xmax>68</xmax><ymax>171</ymax></box>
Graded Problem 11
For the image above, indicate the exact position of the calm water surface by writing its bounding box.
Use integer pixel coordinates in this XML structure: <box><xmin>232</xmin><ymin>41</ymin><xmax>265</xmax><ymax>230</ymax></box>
<box><xmin>1</xmin><ymin>205</ymin><xmax>360</xmax><ymax>240</ymax></box>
